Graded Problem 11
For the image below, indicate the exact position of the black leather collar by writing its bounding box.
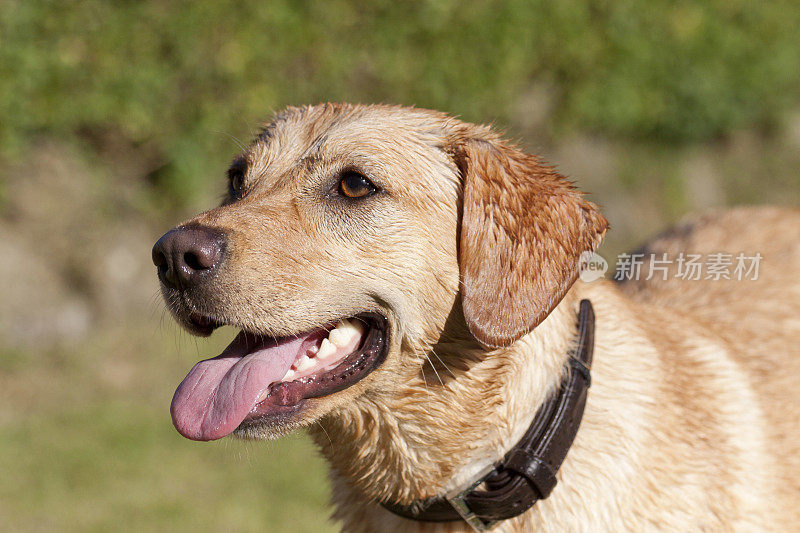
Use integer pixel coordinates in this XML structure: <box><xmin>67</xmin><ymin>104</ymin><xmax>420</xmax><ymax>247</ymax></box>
<box><xmin>380</xmin><ymin>299</ymin><xmax>595</xmax><ymax>531</ymax></box>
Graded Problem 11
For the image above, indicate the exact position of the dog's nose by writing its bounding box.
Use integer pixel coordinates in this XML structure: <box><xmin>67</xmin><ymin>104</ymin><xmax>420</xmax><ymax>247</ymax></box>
<box><xmin>152</xmin><ymin>225</ymin><xmax>225</xmax><ymax>290</ymax></box>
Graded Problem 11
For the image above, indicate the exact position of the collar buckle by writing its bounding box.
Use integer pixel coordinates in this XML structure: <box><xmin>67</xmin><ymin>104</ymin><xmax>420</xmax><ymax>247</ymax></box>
<box><xmin>445</xmin><ymin>464</ymin><xmax>499</xmax><ymax>532</ymax></box>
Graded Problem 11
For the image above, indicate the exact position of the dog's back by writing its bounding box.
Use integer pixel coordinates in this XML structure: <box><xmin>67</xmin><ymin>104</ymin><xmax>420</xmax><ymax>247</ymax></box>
<box><xmin>617</xmin><ymin>206</ymin><xmax>800</xmax><ymax>522</ymax></box>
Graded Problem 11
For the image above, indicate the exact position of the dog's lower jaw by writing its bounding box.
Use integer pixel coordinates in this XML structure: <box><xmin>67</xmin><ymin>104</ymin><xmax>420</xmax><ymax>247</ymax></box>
<box><xmin>310</xmin><ymin>278</ymin><xmax>787</xmax><ymax>532</ymax></box>
<box><xmin>308</xmin><ymin>290</ymin><xmax>582</xmax><ymax>530</ymax></box>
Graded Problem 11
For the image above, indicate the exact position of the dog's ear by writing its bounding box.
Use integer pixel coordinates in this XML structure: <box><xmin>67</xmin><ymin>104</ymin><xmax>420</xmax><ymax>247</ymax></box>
<box><xmin>453</xmin><ymin>136</ymin><xmax>608</xmax><ymax>348</ymax></box>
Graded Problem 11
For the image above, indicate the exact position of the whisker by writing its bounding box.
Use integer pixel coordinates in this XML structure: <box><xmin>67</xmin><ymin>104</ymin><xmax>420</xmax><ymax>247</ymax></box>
<box><xmin>425</xmin><ymin>353</ymin><xmax>446</xmax><ymax>388</ymax></box>
<box><xmin>419</xmin><ymin>362</ymin><xmax>431</xmax><ymax>403</ymax></box>
<box><xmin>212</xmin><ymin>130</ymin><xmax>247</xmax><ymax>151</ymax></box>
<box><xmin>315</xmin><ymin>421</ymin><xmax>334</xmax><ymax>447</ymax></box>
<box><xmin>429</xmin><ymin>348</ymin><xmax>455</xmax><ymax>379</ymax></box>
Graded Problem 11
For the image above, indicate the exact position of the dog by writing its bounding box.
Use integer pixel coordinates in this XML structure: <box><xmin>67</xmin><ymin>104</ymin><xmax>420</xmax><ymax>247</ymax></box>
<box><xmin>152</xmin><ymin>103</ymin><xmax>800</xmax><ymax>531</ymax></box>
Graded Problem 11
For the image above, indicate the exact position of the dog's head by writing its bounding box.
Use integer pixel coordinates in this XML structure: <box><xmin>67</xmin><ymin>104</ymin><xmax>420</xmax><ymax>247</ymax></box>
<box><xmin>153</xmin><ymin>103</ymin><xmax>607</xmax><ymax>441</ymax></box>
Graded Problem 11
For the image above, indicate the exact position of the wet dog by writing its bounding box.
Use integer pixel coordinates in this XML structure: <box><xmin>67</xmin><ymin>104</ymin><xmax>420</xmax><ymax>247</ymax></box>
<box><xmin>153</xmin><ymin>103</ymin><xmax>800</xmax><ymax>531</ymax></box>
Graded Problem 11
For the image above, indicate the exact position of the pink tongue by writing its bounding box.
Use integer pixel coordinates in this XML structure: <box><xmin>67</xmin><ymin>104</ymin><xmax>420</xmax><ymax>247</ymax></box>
<box><xmin>171</xmin><ymin>332</ymin><xmax>304</xmax><ymax>441</ymax></box>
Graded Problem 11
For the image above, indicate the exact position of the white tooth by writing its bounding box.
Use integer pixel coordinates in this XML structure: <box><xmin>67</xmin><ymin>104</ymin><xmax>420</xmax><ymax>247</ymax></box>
<box><xmin>296</xmin><ymin>355</ymin><xmax>316</xmax><ymax>372</ymax></box>
<box><xmin>331</xmin><ymin>319</ymin><xmax>365</xmax><ymax>347</ymax></box>
<box><xmin>307</xmin><ymin>344</ymin><xmax>319</xmax><ymax>355</ymax></box>
<box><xmin>329</xmin><ymin>328</ymin><xmax>353</xmax><ymax>348</ymax></box>
<box><xmin>348</xmin><ymin>318</ymin><xmax>366</xmax><ymax>335</ymax></box>
<box><xmin>256</xmin><ymin>388</ymin><xmax>269</xmax><ymax>403</ymax></box>
<box><xmin>317</xmin><ymin>338</ymin><xmax>337</xmax><ymax>359</ymax></box>
<box><xmin>282</xmin><ymin>369</ymin><xmax>296</xmax><ymax>381</ymax></box>
<box><xmin>353</xmin><ymin>319</ymin><xmax>366</xmax><ymax>334</ymax></box>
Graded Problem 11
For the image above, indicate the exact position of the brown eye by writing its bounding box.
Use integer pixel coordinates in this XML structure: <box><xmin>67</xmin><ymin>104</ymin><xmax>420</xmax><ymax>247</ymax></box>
<box><xmin>228</xmin><ymin>168</ymin><xmax>245</xmax><ymax>198</ymax></box>
<box><xmin>338</xmin><ymin>171</ymin><xmax>377</xmax><ymax>199</ymax></box>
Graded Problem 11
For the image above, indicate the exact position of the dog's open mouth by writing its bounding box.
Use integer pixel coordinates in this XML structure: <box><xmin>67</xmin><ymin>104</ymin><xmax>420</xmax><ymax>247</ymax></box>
<box><xmin>170</xmin><ymin>313</ymin><xmax>388</xmax><ymax>441</ymax></box>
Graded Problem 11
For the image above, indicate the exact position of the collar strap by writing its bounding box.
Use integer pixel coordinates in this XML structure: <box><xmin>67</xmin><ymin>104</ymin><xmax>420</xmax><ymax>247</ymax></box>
<box><xmin>380</xmin><ymin>299</ymin><xmax>595</xmax><ymax>531</ymax></box>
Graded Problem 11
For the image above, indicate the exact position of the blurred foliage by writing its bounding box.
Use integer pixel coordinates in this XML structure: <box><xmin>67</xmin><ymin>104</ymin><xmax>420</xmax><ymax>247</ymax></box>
<box><xmin>0</xmin><ymin>324</ymin><xmax>336</xmax><ymax>531</ymax></box>
<box><xmin>0</xmin><ymin>404</ymin><xmax>334</xmax><ymax>531</ymax></box>
<box><xmin>2</xmin><ymin>0</ymin><xmax>800</xmax><ymax>204</ymax></box>
<box><xmin>1</xmin><ymin>3</ymin><xmax>799</xmax><ymax>530</ymax></box>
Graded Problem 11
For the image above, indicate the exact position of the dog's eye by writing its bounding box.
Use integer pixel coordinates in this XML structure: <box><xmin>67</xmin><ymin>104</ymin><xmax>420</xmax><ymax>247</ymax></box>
<box><xmin>338</xmin><ymin>172</ymin><xmax>377</xmax><ymax>199</ymax></box>
<box><xmin>228</xmin><ymin>168</ymin><xmax>245</xmax><ymax>198</ymax></box>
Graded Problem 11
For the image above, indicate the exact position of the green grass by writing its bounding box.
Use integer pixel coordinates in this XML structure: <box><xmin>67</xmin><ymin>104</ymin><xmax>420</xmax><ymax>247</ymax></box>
<box><xmin>2</xmin><ymin>1</ymin><xmax>799</xmax><ymax>206</ymax></box>
<box><xmin>0</xmin><ymin>405</ymin><xmax>333</xmax><ymax>532</ymax></box>
<box><xmin>0</xmin><ymin>324</ymin><xmax>335</xmax><ymax>532</ymax></box>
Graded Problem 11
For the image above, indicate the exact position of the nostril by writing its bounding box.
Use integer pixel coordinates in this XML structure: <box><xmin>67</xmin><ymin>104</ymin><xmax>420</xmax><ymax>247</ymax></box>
<box><xmin>151</xmin><ymin>243</ymin><xmax>171</xmax><ymax>281</ymax></box>
<box><xmin>152</xmin><ymin>236</ymin><xmax>180</xmax><ymax>289</ymax></box>
<box><xmin>183</xmin><ymin>251</ymin><xmax>206</xmax><ymax>271</ymax></box>
<box><xmin>156</xmin><ymin>260</ymin><xmax>168</xmax><ymax>277</ymax></box>
<box><xmin>152</xmin><ymin>248</ymin><xmax>167</xmax><ymax>269</ymax></box>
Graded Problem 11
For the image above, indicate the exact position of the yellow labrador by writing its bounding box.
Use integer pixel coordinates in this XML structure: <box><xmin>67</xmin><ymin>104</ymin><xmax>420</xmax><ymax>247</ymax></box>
<box><xmin>153</xmin><ymin>103</ymin><xmax>800</xmax><ymax>531</ymax></box>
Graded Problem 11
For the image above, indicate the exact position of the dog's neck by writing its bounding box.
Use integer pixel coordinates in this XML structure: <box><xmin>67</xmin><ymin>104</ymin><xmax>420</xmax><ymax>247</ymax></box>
<box><xmin>310</xmin><ymin>290</ymin><xmax>580</xmax><ymax>509</ymax></box>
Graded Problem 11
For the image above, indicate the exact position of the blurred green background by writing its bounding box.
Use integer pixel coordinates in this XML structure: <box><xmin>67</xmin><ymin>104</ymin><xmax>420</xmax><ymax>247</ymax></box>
<box><xmin>1</xmin><ymin>1</ymin><xmax>799</xmax><ymax>531</ymax></box>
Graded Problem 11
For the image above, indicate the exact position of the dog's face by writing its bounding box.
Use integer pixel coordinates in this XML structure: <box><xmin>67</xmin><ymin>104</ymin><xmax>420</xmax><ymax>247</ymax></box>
<box><xmin>153</xmin><ymin>104</ymin><xmax>607</xmax><ymax>441</ymax></box>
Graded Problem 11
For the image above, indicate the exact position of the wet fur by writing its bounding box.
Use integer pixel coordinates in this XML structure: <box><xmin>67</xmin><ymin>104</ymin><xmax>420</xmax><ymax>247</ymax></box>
<box><xmin>166</xmin><ymin>104</ymin><xmax>800</xmax><ymax>531</ymax></box>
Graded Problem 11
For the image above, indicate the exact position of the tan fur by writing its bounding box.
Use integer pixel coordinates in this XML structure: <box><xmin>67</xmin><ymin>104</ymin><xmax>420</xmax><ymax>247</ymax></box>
<box><xmin>167</xmin><ymin>103</ymin><xmax>800</xmax><ymax>531</ymax></box>
<box><xmin>456</xmin><ymin>136</ymin><xmax>608</xmax><ymax>347</ymax></box>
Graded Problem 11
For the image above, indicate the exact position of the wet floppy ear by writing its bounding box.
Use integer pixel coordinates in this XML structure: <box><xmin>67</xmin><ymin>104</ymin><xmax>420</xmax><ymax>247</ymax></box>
<box><xmin>455</xmin><ymin>137</ymin><xmax>608</xmax><ymax>348</ymax></box>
